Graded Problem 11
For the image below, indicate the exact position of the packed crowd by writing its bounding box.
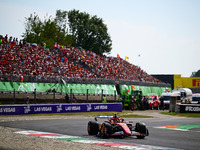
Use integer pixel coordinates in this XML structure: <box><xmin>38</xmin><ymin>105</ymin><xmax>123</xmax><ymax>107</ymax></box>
<box><xmin>0</xmin><ymin>34</ymin><xmax>96</xmax><ymax>81</ymax></box>
<box><xmin>0</xmin><ymin>34</ymin><xmax>162</xmax><ymax>83</ymax></box>
<box><xmin>66</xmin><ymin>47</ymin><xmax>160</xmax><ymax>82</ymax></box>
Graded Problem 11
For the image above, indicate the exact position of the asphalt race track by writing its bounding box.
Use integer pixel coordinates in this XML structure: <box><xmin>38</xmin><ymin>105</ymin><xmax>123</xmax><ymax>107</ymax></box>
<box><xmin>0</xmin><ymin>115</ymin><xmax>200</xmax><ymax>150</ymax></box>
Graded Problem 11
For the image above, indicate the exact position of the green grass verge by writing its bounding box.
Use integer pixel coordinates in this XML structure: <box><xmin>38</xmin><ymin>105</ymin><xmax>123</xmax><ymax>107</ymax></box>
<box><xmin>1</xmin><ymin>111</ymin><xmax>153</xmax><ymax>118</ymax></box>
<box><xmin>160</xmin><ymin>112</ymin><xmax>200</xmax><ymax>118</ymax></box>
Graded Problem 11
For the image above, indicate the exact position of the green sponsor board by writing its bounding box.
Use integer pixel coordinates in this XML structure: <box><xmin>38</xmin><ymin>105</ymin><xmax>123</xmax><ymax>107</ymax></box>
<box><xmin>0</xmin><ymin>82</ymin><xmax>170</xmax><ymax>96</ymax></box>
<box><xmin>0</xmin><ymin>82</ymin><xmax>116</xmax><ymax>95</ymax></box>
<box><xmin>120</xmin><ymin>84</ymin><xmax>171</xmax><ymax>96</ymax></box>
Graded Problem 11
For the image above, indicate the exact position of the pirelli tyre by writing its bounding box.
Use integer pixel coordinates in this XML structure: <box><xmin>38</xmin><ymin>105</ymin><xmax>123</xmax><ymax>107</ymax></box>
<box><xmin>87</xmin><ymin>121</ymin><xmax>99</xmax><ymax>135</ymax></box>
<box><xmin>135</xmin><ymin>122</ymin><xmax>149</xmax><ymax>139</ymax></box>
<box><xmin>101</xmin><ymin>123</ymin><xmax>112</xmax><ymax>138</ymax></box>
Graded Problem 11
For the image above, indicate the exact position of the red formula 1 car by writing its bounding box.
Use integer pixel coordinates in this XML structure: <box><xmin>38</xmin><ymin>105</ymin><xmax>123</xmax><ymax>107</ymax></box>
<box><xmin>87</xmin><ymin>114</ymin><xmax>149</xmax><ymax>139</ymax></box>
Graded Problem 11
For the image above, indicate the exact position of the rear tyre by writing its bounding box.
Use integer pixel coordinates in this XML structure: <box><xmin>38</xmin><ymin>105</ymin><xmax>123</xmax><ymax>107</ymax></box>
<box><xmin>88</xmin><ymin>121</ymin><xmax>99</xmax><ymax>135</ymax></box>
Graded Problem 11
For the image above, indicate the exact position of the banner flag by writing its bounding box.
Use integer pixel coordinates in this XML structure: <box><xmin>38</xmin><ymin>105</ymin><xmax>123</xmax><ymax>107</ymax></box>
<box><xmin>131</xmin><ymin>85</ymin><xmax>136</xmax><ymax>90</ymax></box>
<box><xmin>117</xmin><ymin>54</ymin><xmax>121</xmax><ymax>59</ymax></box>
<box><xmin>61</xmin><ymin>79</ymin><xmax>67</xmax><ymax>86</ymax></box>
<box><xmin>125</xmin><ymin>56</ymin><xmax>129</xmax><ymax>60</ymax></box>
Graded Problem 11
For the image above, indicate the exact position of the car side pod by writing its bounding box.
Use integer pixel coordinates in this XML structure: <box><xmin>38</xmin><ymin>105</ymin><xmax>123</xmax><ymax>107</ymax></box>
<box><xmin>117</xmin><ymin>123</ymin><xmax>132</xmax><ymax>135</ymax></box>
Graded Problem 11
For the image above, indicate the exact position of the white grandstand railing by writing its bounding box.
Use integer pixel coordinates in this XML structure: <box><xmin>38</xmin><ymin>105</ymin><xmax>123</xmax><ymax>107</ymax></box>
<box><xmin>0</xmin><ymin>74</ymin><xmax>171</xmax><ymax>87</ymax></box>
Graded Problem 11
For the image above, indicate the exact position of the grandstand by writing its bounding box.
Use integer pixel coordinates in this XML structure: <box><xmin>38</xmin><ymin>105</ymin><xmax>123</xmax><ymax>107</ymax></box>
<box><xmin>0</xmin><ymin>34</ymin><xmax>170</xmax><ymax>104</ymax></box>
<box><xmin>0</xmin><ymin>34</ymin><xmax>164</xmax><ymax>83</ymax></box>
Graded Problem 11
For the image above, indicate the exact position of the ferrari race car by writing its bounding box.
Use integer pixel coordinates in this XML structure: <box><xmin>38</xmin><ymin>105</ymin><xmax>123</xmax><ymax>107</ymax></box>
<box><xmin>87</xmin><ymin>114</ymin><xmax>149</xmax><ymax>139</ymax></box>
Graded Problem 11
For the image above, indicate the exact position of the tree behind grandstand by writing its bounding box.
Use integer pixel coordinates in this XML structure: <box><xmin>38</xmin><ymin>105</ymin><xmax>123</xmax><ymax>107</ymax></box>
<box><xmin>23</xmin><ymin>10</ymin><xmax>73</xmax><ymax>48</ymax></box>
<box><xmin>68</xmin><ymin>9</ymin><xmax>112</xmax><ymax>54</ymax></box>
<box><xmin>191</xmin><ymin>69</ymin><xmax>200</xmax><ymax>77</ymax></box>
<box><xmin>23</xmin><ymin>9</ymin><xmax>112</xmax><ymax>55</ymax></box>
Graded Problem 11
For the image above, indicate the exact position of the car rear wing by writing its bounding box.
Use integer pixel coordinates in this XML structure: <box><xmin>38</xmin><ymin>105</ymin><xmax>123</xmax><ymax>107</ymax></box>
<box><xmin>94</xmin><ymin>115</ymin><xmax>113</xmax><ymax>121</ymax></box>
<box><xmin>95</xmin><ymin>115</ymin><xmax>113</xmax><ymax>119</ymax></box>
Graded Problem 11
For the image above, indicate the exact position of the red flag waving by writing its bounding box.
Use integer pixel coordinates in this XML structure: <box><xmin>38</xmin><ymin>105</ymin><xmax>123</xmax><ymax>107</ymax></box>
<box><xmin>117</xmin><ymin>54</ymin><xmax>121</xmax><ymax>59</ymax></box>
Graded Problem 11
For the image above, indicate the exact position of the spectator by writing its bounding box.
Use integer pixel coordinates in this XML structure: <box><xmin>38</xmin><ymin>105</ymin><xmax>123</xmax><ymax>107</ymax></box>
<box><xmin>160</xmin><ymin>96</ymin><xmax>164</xmax><ymax>110</ymax></box>
<box><xmin>65</xmin><ymin>93</ymin><xmax>69</xmax><ymax>103</ymax></box>
<box><xmin>143</xmin><ymin>96</ymin><xmax>149</xmax><ymax>110</ymax></box>
<box><xmin>72</xmin><ymin>94</ymin><xmax>77</xmax><ymax>103</ymax></box>
<box><xmin>0</xmin><ymin>34</ymin><xmax>164</xmax><ymax>84</ymax></box>
<box><xmin>25</xmin><ymin>96</ymin><xmax>30</xmax><ymax>104</ymax></box>
<box><xmin>102</xmin><ymin>95</ymin><xmax>107</xmax><ymax>103</ymax></box>
<box><xmin>131</xmin><ymin>96</ymin><xmax>136</xmax><ymax>110</ymax></box>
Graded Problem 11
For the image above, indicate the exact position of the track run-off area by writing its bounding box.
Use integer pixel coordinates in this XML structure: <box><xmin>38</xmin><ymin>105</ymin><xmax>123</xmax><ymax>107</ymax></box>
<box><xmin>0</xmin><ymin>110</ymin><xmax>200</xmax><ymax>150</ymax></box>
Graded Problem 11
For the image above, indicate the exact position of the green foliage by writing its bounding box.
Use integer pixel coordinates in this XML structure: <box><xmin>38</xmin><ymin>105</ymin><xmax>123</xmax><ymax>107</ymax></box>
<box><xmin>191</xmin><ymin>70</ymin><xmax>200</xmax><ymax>77</ymax></box>
<box><xmin>23</xmin><ymin>10</ymin><xmax>73</xmax><ymax>48</ymax></box>
<box><xmin>68</xmin><ymin>9</ymin><xmax>112</xmax><ymax>54</ymax></box>
<box><xmin>23</xmin><ymin>9</ymin><xmax>112</xmax><ymax>55</ymax></box>
<box><xmin>23</xmin><ymin>12</ymin><xmax>43</xmax><ymax>44</ymax></box>
<box><xmin>40</xmin><ymin>16</ymin><xmax>57</xmax><ymax>47</ymax></box>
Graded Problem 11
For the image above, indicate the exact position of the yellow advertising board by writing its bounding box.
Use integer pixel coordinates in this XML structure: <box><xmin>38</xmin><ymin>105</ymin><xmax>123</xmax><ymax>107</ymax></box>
<box><xmin>174</xmin><ymin>74</ymin><xmax>200</xmax><ymax>89</ymax></box>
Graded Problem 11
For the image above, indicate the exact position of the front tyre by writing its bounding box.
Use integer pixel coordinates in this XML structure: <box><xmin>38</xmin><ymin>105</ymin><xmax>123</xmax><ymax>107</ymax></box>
<box><xmin>135</xmin><ymin>122</ymin><xmax>149</xmax><ymax>139</ymax></box>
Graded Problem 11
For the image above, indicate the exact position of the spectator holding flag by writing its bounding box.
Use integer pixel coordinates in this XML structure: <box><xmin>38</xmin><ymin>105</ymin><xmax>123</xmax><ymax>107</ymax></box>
<box><xmin>125</xmin><ymin>56</ymin><xmax>129</xmax><ymax>60</ymax></box>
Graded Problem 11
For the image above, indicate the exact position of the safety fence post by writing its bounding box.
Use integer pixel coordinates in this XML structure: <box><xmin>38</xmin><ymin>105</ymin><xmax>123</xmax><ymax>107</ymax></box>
<box><xmin>70</xmin><ymin>89</ymin><xmax>72</xmax><ymax>103</ymax></box>
<box><xmin>86</xmin><ymin>89</ymin><xmax>89</xmax><ymax>103</ymax></box>
<box><xmin>13</xmin><ymin>89</ymin><xmax>16</xmax><ymax>104</ymax></box>
<box><xmin>53</xmin><ymin>90</ymin><xmax>55</xmax><ymax>104</ymax></box>
<box><xmin>34</xmin><ymin>89</ymin><xmax>36</xmax><ymax>104</ymax></box>
<box><xmin>114</xmin><ymin>90</ymin><xmax>116</xmax><ymax>102</ymax></box>
<box><xmin>101</xmin><ymin>89</ymin><xmax>103</xmax><ymax>102</ymax></box>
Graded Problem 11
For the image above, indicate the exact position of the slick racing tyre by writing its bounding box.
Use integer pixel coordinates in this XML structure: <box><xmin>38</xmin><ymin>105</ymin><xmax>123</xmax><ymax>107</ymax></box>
<box><xmin>88</xmin><ymin>121</ymin><xmax>99</xmax><ymax>135</ymax></box>
<box><xmin>135</xmin><ymin>122</ymin><xmax>149</xmax><ymax>139</ymax></box>
<box><xmin>101</xmin><ymin>123</ymin><xmax>112</xmax><ymax>138</ymax></box>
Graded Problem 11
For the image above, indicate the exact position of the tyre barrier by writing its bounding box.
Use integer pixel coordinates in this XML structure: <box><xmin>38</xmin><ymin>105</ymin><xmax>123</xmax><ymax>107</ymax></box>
<box><xmin>0</xmin><ymin>103</ymin><xmax>122</xmax><ymax>115</ymax></box>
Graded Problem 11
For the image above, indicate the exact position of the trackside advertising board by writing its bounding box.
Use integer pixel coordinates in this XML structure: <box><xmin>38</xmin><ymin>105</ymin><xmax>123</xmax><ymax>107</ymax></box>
<box><xmin>179</xmin><ymin>104</ymin><xmax>200</xmax><ymax>113</ymax></box>
<box><xmin>0</xmin><ymin>82</ymin><xmax>170</xmax><ymax>96</ymax></box>
<box><xmin>0</xmin><ymin>103</ymin><xmax>122</xmax><ymax>115</ymax></box>
<box><xmin>176</xmin><ymin>104</ymin><xmax>200</xmax><ymax>113</ymax></box>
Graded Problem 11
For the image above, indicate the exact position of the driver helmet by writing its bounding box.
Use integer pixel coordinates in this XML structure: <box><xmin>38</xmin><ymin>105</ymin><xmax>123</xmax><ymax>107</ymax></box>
<box><xmin>114</xmin><ymin>113</ymin><xmax>118</xmax><ymax>118</ymax></box>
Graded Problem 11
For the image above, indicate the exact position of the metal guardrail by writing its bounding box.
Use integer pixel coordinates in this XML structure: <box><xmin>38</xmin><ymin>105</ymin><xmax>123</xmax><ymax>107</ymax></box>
<box><xmin>0</xmin><ymin>88</ymin><xmax>117</xmax><ymax>105</ymax></box>
<box><xmin>0</xmin><ymin>90</ymin><xmax>115</xmax><ymax>96</ymax></box>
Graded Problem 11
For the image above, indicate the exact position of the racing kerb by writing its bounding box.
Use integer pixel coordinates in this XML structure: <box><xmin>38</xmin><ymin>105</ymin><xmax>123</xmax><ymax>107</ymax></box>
<box><xmin>0</xmin><ymin>103</ymin><xmax>122</xmax><ymax>115</ymax></box>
